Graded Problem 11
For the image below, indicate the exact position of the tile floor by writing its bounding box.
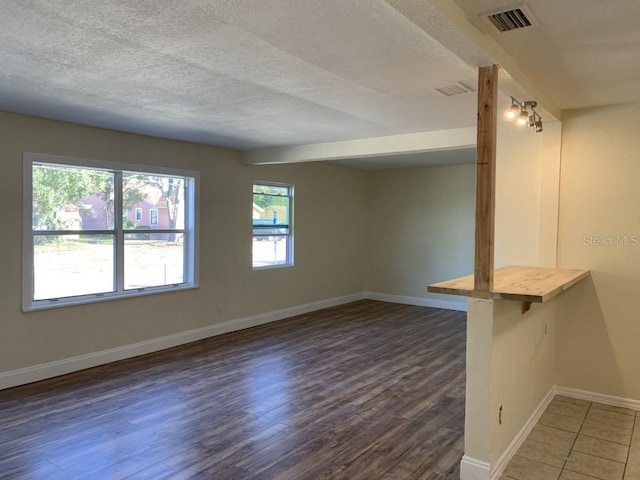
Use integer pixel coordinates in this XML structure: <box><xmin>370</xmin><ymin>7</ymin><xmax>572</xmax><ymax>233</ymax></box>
<box><xmin>500</xmin><ymin>395</ymin><xmax>640</xmax><ymax>480</ymax></box>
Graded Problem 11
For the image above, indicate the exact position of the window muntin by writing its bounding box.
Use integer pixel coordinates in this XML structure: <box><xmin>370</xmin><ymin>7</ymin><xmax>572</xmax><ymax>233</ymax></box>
<box><xmin>23</xmin><ymin>153</ymin><xmax>198</xmax><ymax>310</ymax></box>
<box><xmin>252</xmin><ymin>182</ymin><xmax>293</xmax><ymax>269</ymax></box>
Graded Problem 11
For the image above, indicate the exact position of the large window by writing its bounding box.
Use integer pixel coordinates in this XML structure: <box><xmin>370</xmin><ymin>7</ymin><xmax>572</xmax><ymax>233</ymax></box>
<box><xmin>252</xmin><ymin>182</ymin><xmax>293</xmax><ymax>269</ymax></box>
<box><xmin>23</xmin><ymin>152</ymin><xmax>199</xmax><ymax>310</ymax></box>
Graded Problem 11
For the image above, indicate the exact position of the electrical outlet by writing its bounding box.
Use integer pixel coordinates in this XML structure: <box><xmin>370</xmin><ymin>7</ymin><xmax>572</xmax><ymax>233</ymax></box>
<box><xmin>216</xmin><ymin>304</ymin><xmax>223</xmax><ymax>315</ymax></box>
<box><xmin>499</xmin><ymin>405</ymin><xmax>503</xmax><ymax>425</ymax></box>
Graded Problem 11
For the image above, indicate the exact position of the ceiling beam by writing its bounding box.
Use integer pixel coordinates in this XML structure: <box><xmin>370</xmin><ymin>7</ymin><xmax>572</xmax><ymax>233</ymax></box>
<box><xmin>241</xmin><ymin>127</ymin><xmax>476</xmax><ymax>165</ymax></box>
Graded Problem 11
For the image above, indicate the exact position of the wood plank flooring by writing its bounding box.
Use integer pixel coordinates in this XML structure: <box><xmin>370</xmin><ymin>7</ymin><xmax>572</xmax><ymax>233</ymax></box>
<box><xmin>0</xmin><ymin>300</ymin><xmax>467</xmax><ymax>479</ymax></box>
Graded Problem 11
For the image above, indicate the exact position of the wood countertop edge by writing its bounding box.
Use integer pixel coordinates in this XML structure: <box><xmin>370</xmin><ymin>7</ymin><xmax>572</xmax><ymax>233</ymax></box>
<box><xmin>427</xmin><ymin>267</ymin><xmax>590</xmax><ymax>304</ymax></box>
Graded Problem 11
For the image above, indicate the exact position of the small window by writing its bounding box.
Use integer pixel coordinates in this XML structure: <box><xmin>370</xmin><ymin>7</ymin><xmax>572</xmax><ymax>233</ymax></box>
<box><xmin>23</xmin><ymin>152</ymin><xmax>199</xmax><ymax>310</ymax></box>
<box><xmin>149</xmin><ymin>208</ymin><xmax>159</xmax><ymax>226</ymax></box>
<box><xmin>252</xmin><ymin>182</ymin><xmax>293</xmax><ymax>269</ymax></box>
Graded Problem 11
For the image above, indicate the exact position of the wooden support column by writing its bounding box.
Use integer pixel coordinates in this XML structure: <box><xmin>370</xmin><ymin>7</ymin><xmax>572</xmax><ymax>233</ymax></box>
<box><xmin>474</xmin><ymin>65</ymin><xmax>498</xmax><ymax>293</ymax></box>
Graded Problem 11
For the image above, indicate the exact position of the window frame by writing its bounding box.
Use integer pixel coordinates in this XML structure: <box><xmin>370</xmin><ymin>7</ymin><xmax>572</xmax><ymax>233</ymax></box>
<box><xmin>22</xmin><ymin>152</ymin><xmax>200</xmax><ymax>311</ymax></box>
<box><xmin>252</xmin><ymin>181</ymin><xmax>294</xmax><ymax>270</ymax></box>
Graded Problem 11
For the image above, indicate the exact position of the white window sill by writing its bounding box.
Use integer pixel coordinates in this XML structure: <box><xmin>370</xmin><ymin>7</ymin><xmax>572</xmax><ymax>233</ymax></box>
<box><xmin>252</xmin><ymin>263</ymin><xmax>294</xmax><ymax>271</ymax></box>
<box><xmin>23</xmin><ymin>284</ymin><xmax>200</xmax><ymax>312</ymax></box>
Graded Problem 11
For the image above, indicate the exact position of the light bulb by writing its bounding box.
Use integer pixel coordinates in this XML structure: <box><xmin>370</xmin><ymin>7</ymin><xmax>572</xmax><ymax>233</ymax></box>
<box><xmin>506</xmin><ymin>103</ymin><xmax>519</xmax><ymax>120</ymax></box>
<box><xmin>517</xmin><ymin>110</ymin><xmax>529</xmax><ymax>126</ymax></box>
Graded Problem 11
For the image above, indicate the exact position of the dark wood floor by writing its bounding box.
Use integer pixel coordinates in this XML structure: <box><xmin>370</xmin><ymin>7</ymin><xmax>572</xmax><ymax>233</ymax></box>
<box><xmin>0</xmin><ymin>300</ymin><xmax>467</xmax><ymax>480</ymax></box>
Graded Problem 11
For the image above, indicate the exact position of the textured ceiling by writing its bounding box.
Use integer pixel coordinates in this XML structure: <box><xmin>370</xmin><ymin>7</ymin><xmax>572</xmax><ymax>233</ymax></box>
<box><xmin>454</xmin><ymin>0</ymin><xmax>640</xmax><ymax>110</ymax></box>
<box><xmin>2</xmin><ymin>1</ymin><xmax>637</xmax><ymax>153</ymax></box>
<box><xmin>0</xmin><ymin>0</ymin><xmax>479</xmax><ymax>149</ymax></box>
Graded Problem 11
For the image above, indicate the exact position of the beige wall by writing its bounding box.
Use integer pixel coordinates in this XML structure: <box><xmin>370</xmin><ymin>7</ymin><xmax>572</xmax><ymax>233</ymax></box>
<box><xmin>464</xmin><ymin>297</ymin><xmax>557</xmax><ymax>468</ymax></box>
<box><xmin>495</xmin><ymin>121</ymin><xmax>562</xmax><ymax>268</ymax></box>
<box><xmin>364</xmin><ymin>163</ymin><xmax>475</xmax><ymax>307</ymax></box>
<box><xmin>490</xmin><ymin>299</ymin><xmax>557</xmax><ymax>464</ymax></box>
<box><xmin>464</xmin><ymin>298</ymin><xmax>493</xmax><ymax>463</ymax></box>
<box><xmin>557</xmin><ymin>102</ymin><xmax>640</xmax><ymax>400</ymax></box>
<box><xmin>0</xmin><ymin>111</ymin><xmax>366</xmax><ymax>373</ymax></box>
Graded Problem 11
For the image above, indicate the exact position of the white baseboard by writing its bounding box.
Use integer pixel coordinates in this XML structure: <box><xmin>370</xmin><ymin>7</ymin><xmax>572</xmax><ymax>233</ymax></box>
<box><xmin>460</xmin><ymin>455</ymin><xmax>491</xmax><ymax>480</ymax></box>
<box><xmin>1</xmin><ymin>291</ymin><xmax>464</xmax><ymax>391</ymax></box>
<box><xmin>555</xmin><ymin>386</ymin><xmax>640</xmax><ymax>411</ymax></box>
<box><xmin>490</xmin><ymin>386</ymin><xmax>557</xmax><ymax>479</ymax></box>
<box><xmin>487</xmin><ymin>385</ymin><xmax>640</xmax><ymax>480</ymax></box>
<box><xmin>364</xmin><ymin>292</ymin><xmax>467</xmax><ymax>312</ymax></box>
<box><xmin>0</xmin><ymin>293</ymin><xmax>365</xmax><ymax>390</ymax></box>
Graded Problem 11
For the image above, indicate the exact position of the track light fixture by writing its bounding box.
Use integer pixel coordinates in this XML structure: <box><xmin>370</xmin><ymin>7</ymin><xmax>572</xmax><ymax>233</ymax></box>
<box><xmin>505</xmin><ymin>96</ymin><xmax>543</xmax><ymax>133</ymax></box>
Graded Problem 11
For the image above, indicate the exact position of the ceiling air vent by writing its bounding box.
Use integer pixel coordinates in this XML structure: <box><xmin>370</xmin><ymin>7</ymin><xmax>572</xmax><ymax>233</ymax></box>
<box><xmin>434</xmin><ymin>81</ymin><xmax>475</xmax><ymax>97</ymax></box>
<box><xmin>486</xmin><ymin>6</ymin><xmax>538</xmax><ymax>33</ymax></box>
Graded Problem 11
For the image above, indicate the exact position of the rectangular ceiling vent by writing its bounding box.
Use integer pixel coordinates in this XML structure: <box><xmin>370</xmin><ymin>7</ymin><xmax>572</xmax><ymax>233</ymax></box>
<box><xmin>486</xmin><ymin>6</ymin><xmax>538</xmax><ymax>33</ymax></box>
<box><xmin>434</xmin><ymin>81</ymin><xmax>475</xmax><ymax>97</ymax></box>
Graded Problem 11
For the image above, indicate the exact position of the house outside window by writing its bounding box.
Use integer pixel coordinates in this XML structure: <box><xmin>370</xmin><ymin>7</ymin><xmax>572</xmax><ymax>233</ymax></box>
<box><xmin>252</xmin><ymin>182</ymin><xmax>293</xmax><ymax>269</ymax></box>
<box><xmin>23</xmin><ymin>152</ymin><xmax>199</xmax><ymax>310</ymax></box>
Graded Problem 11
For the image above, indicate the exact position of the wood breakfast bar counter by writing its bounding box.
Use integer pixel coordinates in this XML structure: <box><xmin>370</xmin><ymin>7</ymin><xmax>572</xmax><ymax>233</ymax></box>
<box><xmin>428</xmin><ymin>265</ymin><xmax>590</xmax><ymax>312</ymax></box>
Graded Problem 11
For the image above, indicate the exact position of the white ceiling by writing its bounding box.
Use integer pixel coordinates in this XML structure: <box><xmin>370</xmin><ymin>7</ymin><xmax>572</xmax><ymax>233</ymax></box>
<box><xmin>0</xmin><ymin>1</ymin><xmax>638</xmax><ymax>154</ymax></box>
<box><xmin>0</xmin><ymin>0</ymin><xmax>479</xmax><ymax>150</ymax></box>
<box><xmin>454</xmin><ymin>0</ymin><xmax>640</xmax><ymax>111</ymax></box>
